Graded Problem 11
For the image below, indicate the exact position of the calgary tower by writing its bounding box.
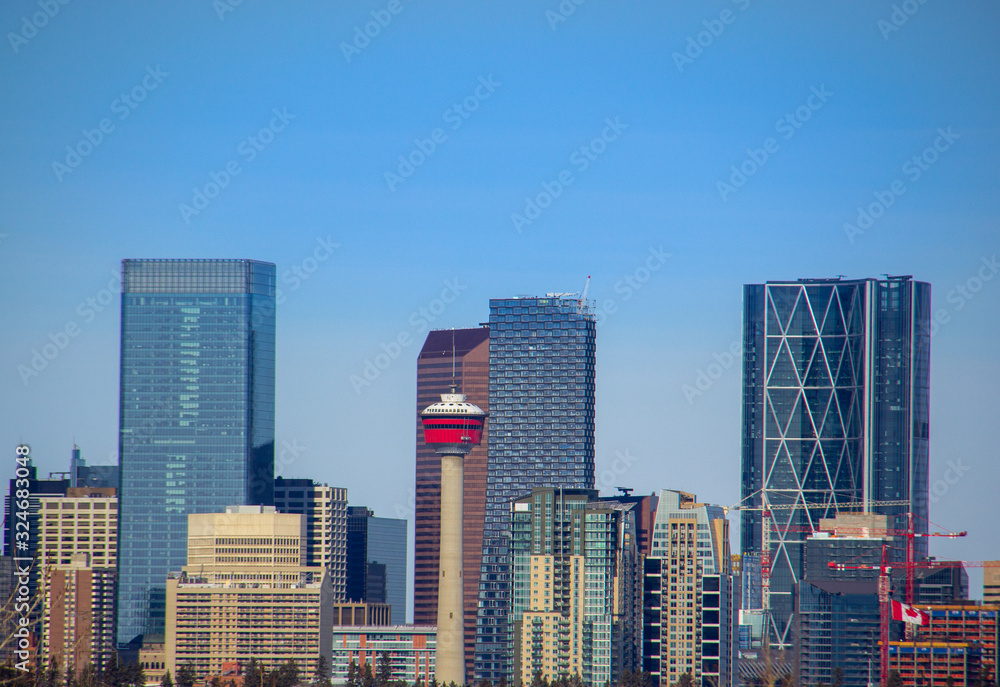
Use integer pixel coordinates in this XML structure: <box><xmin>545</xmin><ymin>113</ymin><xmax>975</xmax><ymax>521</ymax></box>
<box><xmin>420</xmin><ymin>389</ymin><xmax>487</xmax><ymax>685</ymax></box>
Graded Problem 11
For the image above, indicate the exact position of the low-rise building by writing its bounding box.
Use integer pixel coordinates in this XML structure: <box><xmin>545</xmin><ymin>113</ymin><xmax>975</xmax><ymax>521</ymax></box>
<box><xmin>330</xmin><ymin>626</ymin><xmax>436</xmax><ymax>686</ymax></box>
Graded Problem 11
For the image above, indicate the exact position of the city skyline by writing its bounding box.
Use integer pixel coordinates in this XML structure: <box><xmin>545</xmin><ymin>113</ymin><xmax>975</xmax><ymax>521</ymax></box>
<box><xmin>3</xmin><ymin>2</ymin><xmax>998</xmax><ymax>620</ymax></box>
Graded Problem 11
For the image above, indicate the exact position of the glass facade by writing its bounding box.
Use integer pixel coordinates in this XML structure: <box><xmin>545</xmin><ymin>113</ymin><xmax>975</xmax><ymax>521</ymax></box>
<box><xmin>740</xmin><ymin>276</ymin><xmax>931</xmax><ymax>649</ymax></box>
<box><xmin>346</xmin><ymin>507</ymin><xmax>408</xmax><ymax>625</ymax></box>
<box><xmin>116</xmin><ymin>259</ymin><xmax>276</xmax><ymax>647</ymax></box>
<box><xmin>475</xmin><ymin>296</ymin><xmax>596</xmax><ymax>683</ymax></box>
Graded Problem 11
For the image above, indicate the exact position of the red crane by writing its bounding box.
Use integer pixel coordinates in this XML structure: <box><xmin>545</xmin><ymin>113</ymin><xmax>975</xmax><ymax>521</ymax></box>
<box><xmin>829</xmin><ymin>545</ymin><xmax>986</xmax><ymax>686</ymax></box>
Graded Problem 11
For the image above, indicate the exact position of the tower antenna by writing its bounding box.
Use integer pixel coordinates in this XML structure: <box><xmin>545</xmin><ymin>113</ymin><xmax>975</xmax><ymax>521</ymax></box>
<box><xmin>451</xmin><ymin>329</ymin><xmax>456</xmax><ymax>390</ymax></box>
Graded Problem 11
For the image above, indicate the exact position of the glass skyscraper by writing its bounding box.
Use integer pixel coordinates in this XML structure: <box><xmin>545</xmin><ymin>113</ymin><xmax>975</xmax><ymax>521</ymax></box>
<box><xmin>475</xmin><ymin>295</ymin><xmax>596</xmax><ymax>682</ymax></box>
<box><xmin>116</xmin><ymin>259</ymin><xmax>276</xmax><ymax>648</ymax></box>
<box><xmin>346</xmin><ymin>506</ymin><xmax>408</xmax><ymax>625</ymax></box>
<box><xmin>740</xmin><ymin>276</ymin><xmax>930</xmax><ymax>649</ymax></box>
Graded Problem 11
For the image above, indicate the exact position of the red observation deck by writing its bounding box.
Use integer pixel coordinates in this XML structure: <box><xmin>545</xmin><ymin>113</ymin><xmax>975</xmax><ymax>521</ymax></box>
<box><xmin>420</xmin><ymin>392</ymin><xmax>487</xmax><ymax>456</ymax></box>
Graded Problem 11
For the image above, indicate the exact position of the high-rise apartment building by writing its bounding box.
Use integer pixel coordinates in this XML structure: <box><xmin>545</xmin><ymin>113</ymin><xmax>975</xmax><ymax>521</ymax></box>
<box><xmin>164</xmin><ymin>506</ymin><xmax>331</xmax><ymax>680</ymax></box>
<box><xmin>642</xmin><ymin>490</ymin><xmax>736</xmax><ymax>687</ymax></box>
<box><xmin>346</xmin><ymin>507</ymin><xmax>408</xmax><ymax>624</ymax></box>
<box><xmin>476</xmin><ymin>295</ymin><xmax>596</xmax><ymax>683</ymax></box>
<box><xmin>795</xmin><ymin>579</ymin><xmax>880</xmax><ymax>687</ymax></box>
<box><xmin>414</xmin><ymin>327</ymin><xmax>490</xmax><ymax>678</ymax></box>
<box><xmin>274</xmin><ymin>477</ymin><xmax>348</xmax><ymax>601</ymax></box>
<box><xmin>984</xmin><ymin>562</ymin><xmax>1000</xmax><ymax>605</ymax></box>
<box><xmin>116</xmin><ymin>259</ymin><xmax>276</xmax><ymax>649</ymax></box>
<box><xmin>510</xmin><ymin>488</ymin><xmax>642</xmax><ymax>687</ymax></box>
<box><xmin>740</xmin><ymin>276</ymin><xmax>931</xmax><ymax>648</ymax></box>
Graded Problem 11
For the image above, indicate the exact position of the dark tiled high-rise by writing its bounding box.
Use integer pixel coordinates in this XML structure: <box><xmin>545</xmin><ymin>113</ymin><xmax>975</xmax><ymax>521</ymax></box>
<box><xmin>475</xmin><ymin>295</ymin><xmax>596</xmax><ymax>683</ymax></box>
<box><xmin>740</xmin><ymin>276</ymin><xmax>930</xmax><ymax>649</ymax></box>
<box><xmin>414</xmin><ymin>327</ymin><xmax>490</xmax><ymax>677</ymax></box>
<box><xmin>115</xmin><ymin>259</ymin><xmax>276</xmax><ymax>648</ymax></box>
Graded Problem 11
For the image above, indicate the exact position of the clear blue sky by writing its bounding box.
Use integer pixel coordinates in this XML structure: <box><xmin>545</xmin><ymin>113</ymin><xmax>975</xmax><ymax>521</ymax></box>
<box><xmin>2</xmin><ymin>1</ymin><xmax>998</xmax><ymax>607</ymax></box>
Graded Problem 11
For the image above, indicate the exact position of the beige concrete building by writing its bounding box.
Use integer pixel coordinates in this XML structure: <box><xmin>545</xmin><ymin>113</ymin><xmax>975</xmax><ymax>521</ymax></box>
<box><xmin>274</xmin><ymin>478</ymin><xmax>349</xmax><ymax>600</ymax></box>
<box><xmin>165</xmin><ymin>506</ymin><xmax>332</xmax><ymax>682</ymax></box>
<box><xmin>984</xmin><ymin>561</ymin><xmax>1000</xmax><ymax>605</ymax></box>
<box><xmin>39</xmin><ymin>487</ymin><xmax>118</xmax><ymax>676</ymax></box>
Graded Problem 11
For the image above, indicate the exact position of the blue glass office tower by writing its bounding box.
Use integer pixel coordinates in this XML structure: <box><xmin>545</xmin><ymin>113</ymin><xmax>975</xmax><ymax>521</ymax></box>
<box><xmin>474</xmin><ymin>295</ymin><xmax>596</xmax><ymax>683</ymax></box>
<box><xmin>740</xmin><ymin>276</ymin><xmax>930</xmax><ymax>650</ymax></box>
<box><xmin>115</xmin><ymin>259</ymin><xmax>276</xmax><ymax>648</ymax></box>
<box><xmin>346</xmin><ymin>506</ymin><xmax>408</xmax><ymax>625</ymax></box>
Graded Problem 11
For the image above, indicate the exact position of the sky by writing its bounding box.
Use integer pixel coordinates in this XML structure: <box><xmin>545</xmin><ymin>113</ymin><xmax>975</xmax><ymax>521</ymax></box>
<box><xmin>1</xmin><ymin>1</ymin><xmax>998</xmax><ymax>611</ymax></box>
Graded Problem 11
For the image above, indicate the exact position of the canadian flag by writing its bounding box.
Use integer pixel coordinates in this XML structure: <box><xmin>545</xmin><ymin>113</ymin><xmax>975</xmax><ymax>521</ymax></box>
<box><xmin>891</xmin><ymin>600</ymin><xmax>929</xmax><ymax>625</ymax></box>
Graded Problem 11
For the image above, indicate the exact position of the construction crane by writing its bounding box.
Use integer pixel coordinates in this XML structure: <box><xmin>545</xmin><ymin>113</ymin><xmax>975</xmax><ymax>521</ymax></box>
<box><xmin>726</xmin><ymin>494</ymin><xmax>911</xmax><ymax>645</ymax></box>
<box><xmin>830</xmin><ymin>544</ymin><xmax>987</xmax><ymax>686</ymax></box>
<box><xmin>577</xmin><ymin>275</ymin><xmax>591</xmax><ymax>314</ymax></box>
<box><xmin>771</xmin><ymin>513</ymin><xmax>966</xmax><ymax>606</ymax></box>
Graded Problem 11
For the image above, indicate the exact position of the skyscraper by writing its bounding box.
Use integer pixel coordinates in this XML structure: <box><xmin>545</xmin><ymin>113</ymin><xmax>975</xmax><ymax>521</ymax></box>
<box><xmin>346</xmin><ymin>507</ymin><xmax>408</xmax><ymax>625</ymax></box>
<box><xmin>642</xmin><ymin>490</ymin><xmax>737</xmax><ymax>687</ymax></box>
<box><xmin>740</xmin><ymin>276</ymin><xmax>931</xmax><ymax>648</ymax></box>
<box><xmin>414</xmin><ymin>327</ymin><xmax>490</xmax><ymax>677</ymax></box>
<box><xmin>116</xmin><ymin>259</ymin><xmax>276</xmax><ymax>649</ymax></box>
<box><xmin>475</xmin><ymin>295</ymin><xmax>597</xmax><ymax>683</ymax></box>
<box><xmin>274</xmin><ymin>477</ymin><xmax>349</xmax><ymax>601</ymax></box>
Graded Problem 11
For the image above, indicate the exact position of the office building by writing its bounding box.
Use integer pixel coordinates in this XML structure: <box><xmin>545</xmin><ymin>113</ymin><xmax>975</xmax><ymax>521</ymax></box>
<box><xmin>331</xmin><ymin>602</ymin><xmax>392</xmax><ymax>627</ymax></box>
<box><xmin>116</xmin><ymin>258</ymin><xmax>276</xmax><ymax>649</ymax></box>
<box><xmin>165</xmin><ymin>506</ymin><xmax>331</xmax><ymax>681</ymax></box>
<box><xmin>414</xmin><ymin>327</ymin><xmax>490</xmax><ymax>679</ymax></box>
<box><xmin>476</xmin><ymin>294</ymin><xmax>597</xmax><ymax>683</ymax></box>
<box><xmin>740</xmin><ymin>276</ymin><xmax>931</xmax><ymax>648</ymax></box>
<box><xmin>795</xmin><ymin>579</ymin><xmax>880</xmax><ymax>687</ymax></box>
<box><xmin>274</xmin><ymin>477</ymin><xmax>348</xmax><ymax>601</ymax></box>
<box><xmin>642</xmin><ymin>490</ymin><xmax>736</xmax><ymax>687</ymax></box>
<box><xmin>346</xmin><ymin>507</ymin><xmax>407</xmax><ymax>624</ymax></box>
<box><xmin>70</xmin><ymin>446</ymin><xmax>119</xmax><ymax>490</ymax></box>
<box><xmin>984</xmin><ymin>562</ymin><xmax>1000</xmax><ymax>605</ymax></box>
<box><xmin>510</xmin><ymin>488</ymin><xmax>642</xmax><ymax>687</ymax></box>
<box><xmin>330</xmin><ymin>626</ymin><xmax>436</xmax><ymax>687</ymax></box>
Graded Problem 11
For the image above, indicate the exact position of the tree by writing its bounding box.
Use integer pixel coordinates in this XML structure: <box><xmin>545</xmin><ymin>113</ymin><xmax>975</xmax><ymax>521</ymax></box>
<box><xmin>674</xmin><ymin>674</ymin><xmax>694</xmax><ymax>687</ymax></box>
<box><xmin>477</xmin><ymin>680</ymin><xmax>492</xmax><ymax>687</ymax></box>
<box><xmin>832</xmin><ymin>668</ymin><xmax>843</xmax><ymax>687</ymax></box>
<box><xmin>176</xmin><ymin>664</ymin><xmax>197</xmax><ymax>687</ymax></box>
<box><xmin>945</xmin><ymin>677</ymin><xmax>955</xmax><ymax>687</ymax></box>
<box><xmin>77</xmin><ymin>663</ymin><xmax>96</xmax><ymax>687</ymax></box>
<box><xmin>886</xmin><ymin>671</ymin><xmax>903</xmax><ymax>687</ymax></box>
<box><xmin>530</xmin><ymin>671</ymin><xmax>548</xmax><ymax>687</ymax></box>
<box><xmin>361</xmin><ymin>662</ymin><xmax>375</xmax><ymax>687</ymax></box>
<box><xmin>314</xmin><ymin>656</ymin><xmax>332</xmax><ymax>687</ymax></box>
<box><xmin>376</xmin><ymin>653</ymin><xmax>393</xmax><ymax>687</ymax></box>
<box><xmin>44</xmin><ymin>657</ymin><xmax>61</xmax><ymax>687</ymax></box>
<box><xmin>162</xmin><ymin>671</ymin><xmax>175</xmax><ymax>687</ymax></box>
<box><xmin>245</xmin><ymin>659</ymin><xmax>263</xmax><ymax>687</ymax></box>
<box><xmin>346</xmin><ymin>660</ymin><xmax>359</xmax><ymax>687</ymax></box>
<box><xmin>275</xmin><ymin>660</ymin><xmax>299</xmax><ymax>687</ymax></box>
